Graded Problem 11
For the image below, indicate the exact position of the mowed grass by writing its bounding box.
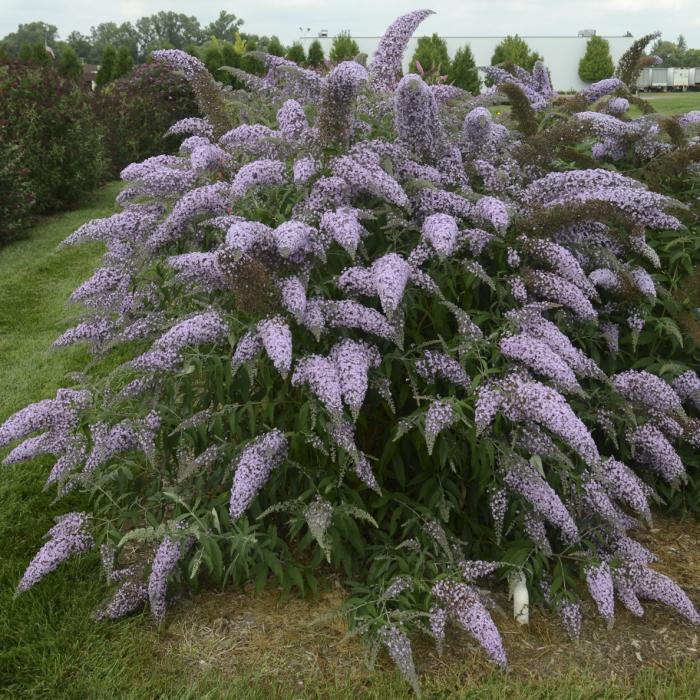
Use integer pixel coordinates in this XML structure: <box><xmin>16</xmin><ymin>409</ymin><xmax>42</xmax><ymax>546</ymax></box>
<box><xmin>489</xmin><ymin>90</ymin><xmax>700</xmax><ymax>118</ymax></box>
<box><xmin>638</xmin><ymin>91</ymin><xmax>700</xmax><ymax>115</ymax></box>
<box><xmin>2</xmin><ymin>184</ymin><xmax>700</xmax><ymax>698</ymax></box>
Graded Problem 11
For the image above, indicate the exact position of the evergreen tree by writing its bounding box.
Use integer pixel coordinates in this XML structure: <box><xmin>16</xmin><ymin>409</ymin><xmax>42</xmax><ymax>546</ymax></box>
<box><xmin>31</xmin><ymin>43</ymin><xmax>52</xmax><ymax>66</ymax></box>
<box><xmin>112</xmin><ymin>45</ymin><xmax>134</xmax><ymax>81</ymax></box>
<box><xmin>578</xmin><ymin>35</ymin><xmax>614</xmax><ymax>82</ymax></box>
<box><xmin>221</xmin><ymin>42</ymin><xmax>240</xmax><ymax>86</ymax></box>
<box><xmin>18</xmin><ymin>43</ymin><xmax>33</xmax><ymax>62</ymax></box>
<box><xmin>307</xmin><ymin>39</ymin><xmax>325</xmax><ymax>68</ymax></box>
<box><xmin>58</xmin><ymin>45</ymin><xmax>83</xmax><ymax>80</ymax></box>
<box><xmin>330</xmin><ymin>31</ymin><xmax>359</xmax><ymax>64</ymax></box>
<box><xmin>286</xmin><ymin>41</ymin><xmax>306</xmax><ymax>65</ymax></box>
<box><xmin>447</xmin><ymin>44</ymin><xmax>481</xmax><ymax>94</ymax></box>
<box><xmin>221</xmin><ymin>42</ymin><xmax>239</xmax><ymax>67</ymax></box>
<box><xmin>203</xmin><ymin>41</ymin><xmax>224</xmax><ymax>78</ymax></box>
<box><xmin>491</xmin><ymin>35</ymin><xmax>542</xmax><ymax>70</ymax></box>
<box><xmin>410</xmin><ymin>33</ymin><xmax>451</xmax><ymax>79</ymax></box>
<box><xmin>96</xmin><ymin>45</ymin><xmax>116</xmax><ymax>86</ymax></box>
<box><xmin>267</xmin><ymin>35</ymin><xmax>285</xmax><ymax>57</ymax></box>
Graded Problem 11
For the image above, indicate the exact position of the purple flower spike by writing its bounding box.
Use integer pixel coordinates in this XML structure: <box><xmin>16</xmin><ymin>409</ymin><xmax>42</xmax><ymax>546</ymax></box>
<box><xmin>131</xmin><ymin>311</ymin><xmax>229</xmax><ymax>373</ymax></box>
<box><xmin>586</xmin><ymin>562</ymin><xmax>615</xmax><ymax>626</ymax></box>
<box><xmin>329</xmin><ymin>339</ymin><xmax>381</xmax><ymax>419</ymax></box>
<box><xmin>229</xmin><ymin>430</ymin><xmax>288</xmax><ymax>520</ymax></box>
<box><xmin>369</xmin><ymin>10</ymin><xmax>435</xmax><ymax>91</ymax></box>
<box><xmin>371</xmin><ymin>253</ymin><xmax>411</xmax><ymax>318</ymax></box>
<box><xmin>424</xmin><ymin>399</ymin><xmax>456</xmax><ymax>455</ymax></box>
<box><xmin>432</xmin><ymin>580</ymin><xmax>507</xmax><ymax>668</ymax></box>
<box><xmin>231</xmin><ymin>160</ymin><xmax>286</xmax><ymax>200</ymax></box>
<box><xmin>379</xmin><ymin>625</ymin><xmax>421</xmax><ymax>695</ymax></box>
<box><xmin>472</xmin><ymin>196</ymin><xmax>509</xmax><ymax>233</ymax></box>
<box><xmin>500</xmin><ymin>333</ymin><xmax>581</xmax><ymax>393</ymax></box>
<box><xmin>148</xmin><ymin>535</ymin><xmax>185</xmax><ymax>623</ymax></box>
<box><xmin>628</xmin><ymin>423</ymin><xmax>685</xmax><ymax>484</ymax></box>
<box><xmin>321</xmin><ymin>208</ymin><xmax>366</xmax><ymax>259</ymax></box>
<box><xmin>612</xmin><ymin>370</ymin><xmax>682</xmax><ymax>415</ymax></box>
<box><xmin>257</xmin><ymin>317</ymin><xmax>293</xmax><ymax>377</ymax></box>
<box><xmin>16</xmin><ymin>512</ymin><xmax>93</xmax><ymax>594</ymax></box>
<box><xmin>504</xmin><ymin>458</ymin><xmax>579</xmax><ymax>542</ymax></box>
<box><xmin>394</xmin><ymin>73</ymin><xmax>445</xmax><ymax>161</ymax></box>
<box><xmin>421</xmin><ymin>213</ymin><xmax>458</xmax><ymax>258</ymax></box>
<box><xmin>292</xmin><ymin>355</ymin><xmax>344</xmax><ymax>415</ymax></box>
<box><xmin>416</xmin><ymin>350</ymin><xmax>469</xmax><ymax>389</ymax></box>
<box><xmin>277</xmin><ymin>99</ymin><xmax>308</xmax><ymax>140</ymax></box>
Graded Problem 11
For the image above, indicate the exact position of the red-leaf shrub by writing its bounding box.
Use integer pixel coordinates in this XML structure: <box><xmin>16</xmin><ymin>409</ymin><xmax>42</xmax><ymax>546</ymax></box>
<box><xmin>0</xmin><ymin>59</ymin><xmax>106</xmax><ymax>230</ymax></box>
<box><xmin>93</xmin><ymin>62</ymin><xmax>200</xmax><ymax>178</ymax></box>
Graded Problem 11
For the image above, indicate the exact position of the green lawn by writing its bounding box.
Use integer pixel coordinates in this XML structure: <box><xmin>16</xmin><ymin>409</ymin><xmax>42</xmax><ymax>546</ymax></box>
<box><xmin>489</xmin><ymin>90</ymin><xmax>700</xmax><ymax>118</ymax></box>
<box><xmin>2</xmin><ymin>187</ymin><xmax>700</xmax><ymax>699</ymax></box>
<box><xmin>637</xmin><ymin>91</ymin><xmax>700</xmax><ymax>115</ymax></box>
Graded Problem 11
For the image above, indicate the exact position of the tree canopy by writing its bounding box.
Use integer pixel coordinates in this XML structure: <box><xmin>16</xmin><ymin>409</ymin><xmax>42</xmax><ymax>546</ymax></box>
<box><xmin>0</xmin><ymin>22</ymin><xmax>57</xmax><ymax>57</ymax></box>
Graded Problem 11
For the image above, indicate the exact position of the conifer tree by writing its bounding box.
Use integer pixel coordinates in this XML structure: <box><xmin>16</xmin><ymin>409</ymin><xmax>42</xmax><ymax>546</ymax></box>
<box><xmin>410</xmin><ymin>33</ymin><xmax>451</xmax><ymax>80</ymax></box>
<box><xmin>58</xmin><ymin>45</ymin><xmax>83</xmax><ymax>80</ymax></box>
<box><xmin>447</xmin><ymin>43</ymin><xmax>481</xmax><ymax>93</ymax></box>
<box><xmin>330</xmin><ymin>31</ymin><xmax>359</xmax><ymax>63</ymax></box>
<box><xmin>578</xmin><ymin>35</ymin><xmax>614</xmax><ymax>82</ymax></box>
<box><xmin>491</xmin><ymin>35</ymin><xmax>542</xmax><ymax>70</ymax></box>
<box><xmin>286</xmin><ymin>42</ymin><xmax>306</xmax><ymax>65</ymax></box>
<box><xmin>95</xmin><ymin>45</ymin><xmax>116</xmax><ymax>86</ymax></box>
<box><xmin>307</xmin><ymin>39</ymin><xmax>325</xmax><ymax>68</ymax></box>
<box><xmin>112</xmin><ymin>46</ymin><xmax>133</xmax><ymax>81</ymax></box>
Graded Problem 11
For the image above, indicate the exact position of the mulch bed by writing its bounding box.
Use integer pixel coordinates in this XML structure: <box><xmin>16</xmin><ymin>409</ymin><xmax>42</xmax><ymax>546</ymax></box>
<box><xmin>159</xmin><ymin>514</ymin><xmax>700</xmax><ymax>685</ymax></box>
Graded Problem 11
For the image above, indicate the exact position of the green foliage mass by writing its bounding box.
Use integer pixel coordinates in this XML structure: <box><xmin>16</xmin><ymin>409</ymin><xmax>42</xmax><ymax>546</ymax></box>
<box><xmin>410</xmin><ymin>33</ymin><xmax>451</xmax><ymax>81</ymax></box>
<box><xmin>267</xmin><ymin>36</ymin><xmax>286</xmax><ymax>57</ymax></box>
<box><xmin>57</xmin><ymin>45</ymin><xmax>83</xmax><ymax>81</ymax></box>
<box><xmin>447</xmin><ymin>44</ymin><xmax>481</xmax><ymax>94</ymax></box>
<box><xmin>0</xmin><ymin>59</ymin><xmax>105</xmax><ymax>234</ymax></box>
<box><xmin>286</xmin><ymin>42</ymin><xmax>306</xmax><ymax>66</ymax></box>
<box><xmin>307</xmin><ymin>39</ymin><xmax>325</xmax><ymax>68</ymax></box>
<box><xmin>578</xmin><ymin>35</ymin><xmax>614</xmax><ymax>82</ymax></box>
<box><xmin>93</xmin><ymin>62</ymin><xmax>199</xmax><ymax>177</ymax></box>
<box><xmin>96</xmin><ymin>45</ymin><xmax>116</xmax><ymax>86</ymax></box>
<box><xmin>330</xmin><ymin>31</ymin><xmax>359</xmax><ymax>64</ymax></box>
<box><xmin>491</xmin><ymin>35</ymin><xmax>542</xmax><ymax>70</ymax></box>
<box><xmin>112</xmin><ymin>45</ymin><xmax>134</xmax><ymax>81</ymax></box>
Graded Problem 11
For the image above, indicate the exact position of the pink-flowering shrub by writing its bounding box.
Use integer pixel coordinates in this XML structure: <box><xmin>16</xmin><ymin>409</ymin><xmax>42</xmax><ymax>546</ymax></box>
<box><xmin>3</xmin><ymin>9</ymin><xmax>700</xmax><ymax>695</ymax></box>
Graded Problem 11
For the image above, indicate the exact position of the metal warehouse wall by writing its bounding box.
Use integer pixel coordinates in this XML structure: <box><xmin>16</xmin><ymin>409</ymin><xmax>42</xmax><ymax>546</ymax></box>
<box><xmin>299</xmin><ymin>35</ymin><xmax>636</xmax><ymax>92</ymax></box>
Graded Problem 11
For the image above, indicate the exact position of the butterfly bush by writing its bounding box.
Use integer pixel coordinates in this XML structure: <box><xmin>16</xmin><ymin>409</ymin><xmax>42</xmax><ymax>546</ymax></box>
<box><xmin>4</xmin><ymin>9</ymin><xmax>700</xmax><ymax>694</ymax></box>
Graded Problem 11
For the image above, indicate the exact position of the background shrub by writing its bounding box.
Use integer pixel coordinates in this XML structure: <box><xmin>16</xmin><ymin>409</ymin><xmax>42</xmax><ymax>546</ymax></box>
<box><xmin>578</xmin><ymin>35</ymin><xmax>614</xmax><ymax>82</ymax></box>
<box><xmin>410</xmin><ymin>33</ymin><xmax>451</xmax><ymax>80</ymax></box>
<box><xmin>307</xmin><ymin>39</ymin><xmax>325</xmax><ymax>68</ymax></box>
<box><xmin>447</xmin><ymin>44</ymin><xmax>481</xmax><ymax>94</ymax></box>
<box><xmin>286</xmin><ymin>42</ymin><xmax>306</xmax><ymax>65</ymax></box>
<box><xmin>0</xmin><ymin>59</ymin><xmax>105</xmax><ymax>226</ymax></box>
<box><xmin>93</xmin><ymin>62</ymin><xmax>199</xmax><ymax>177</ymax></box>
<box><xmin>491</xmin><ymin>34</ymin><xmax>542</xmax><ymax>70</ymax></box>
<box><xmin>330</xmin><ymin>31</ymin><xmax>359</xmax><ymax>63</ymax></box>
<box><xmin>0</xmin><ymin>132</ymin><xmax>34</xmax><ymax>240</ymax></box>
<box><xmin>95</xmin><ymin>45</ymin><xmax>116</xmax><ymax>87</ymax></box>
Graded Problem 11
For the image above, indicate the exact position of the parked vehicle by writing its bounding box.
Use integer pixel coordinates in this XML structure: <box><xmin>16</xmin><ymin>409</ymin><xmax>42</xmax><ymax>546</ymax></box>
<box><xmin>636</xmin><ymin>66</ymin><xmax>700</xmax><ymax>91</ymax></box>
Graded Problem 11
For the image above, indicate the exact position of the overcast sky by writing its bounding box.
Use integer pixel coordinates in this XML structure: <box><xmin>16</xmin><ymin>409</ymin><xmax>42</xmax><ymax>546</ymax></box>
<box><xmin>2</xmin><ymin>1</ymin><xmax>699</xmax><ymax>46</ymax></box>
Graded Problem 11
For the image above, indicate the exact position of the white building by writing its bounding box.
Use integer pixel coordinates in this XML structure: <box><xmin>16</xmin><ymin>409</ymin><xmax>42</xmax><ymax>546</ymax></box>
<box><xmin>300</xmin><ymin>33</ymin><xmax>636</xmax><ymax>92</ymax></box>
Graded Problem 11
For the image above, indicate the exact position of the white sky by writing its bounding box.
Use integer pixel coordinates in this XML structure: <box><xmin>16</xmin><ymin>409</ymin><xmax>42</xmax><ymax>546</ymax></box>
<box><xmin>2</xmin><ymin>1</ymin><xmax>699</xmax><ymax>46</ymax></box>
